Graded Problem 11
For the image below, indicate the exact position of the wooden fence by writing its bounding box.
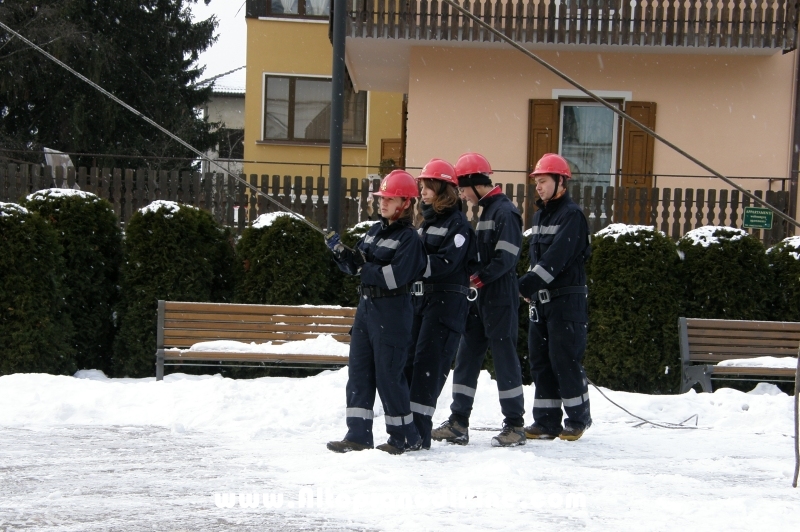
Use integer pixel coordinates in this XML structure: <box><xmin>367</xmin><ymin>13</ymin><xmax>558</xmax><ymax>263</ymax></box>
<box><xmin>339</xmin><ymin>0</ymin><xmax>799</xmax><ymax>51</ymax></box>
<box><xmin>0</xmin><ymin>164</ymin><xmax>792</xmax><ymax>245</ymax></box>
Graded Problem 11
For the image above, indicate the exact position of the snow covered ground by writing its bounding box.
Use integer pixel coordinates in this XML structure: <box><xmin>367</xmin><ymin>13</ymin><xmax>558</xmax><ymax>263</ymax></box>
<box><xmin>0</xmin><ymin>370</ymin><xmax>798</xmax><ymax>531</ymax></box>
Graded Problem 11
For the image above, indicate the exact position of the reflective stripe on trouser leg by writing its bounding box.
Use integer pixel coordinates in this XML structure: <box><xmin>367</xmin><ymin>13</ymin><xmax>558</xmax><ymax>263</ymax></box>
<box><xmin>449</xmin><ymin>307</ymin><xmax>489</xmax><ymax>423</ymax></box>
<box><xmin>344</xmin><ymin>308</ymin><xmax>377</xmax><ymax>446</ymax></box>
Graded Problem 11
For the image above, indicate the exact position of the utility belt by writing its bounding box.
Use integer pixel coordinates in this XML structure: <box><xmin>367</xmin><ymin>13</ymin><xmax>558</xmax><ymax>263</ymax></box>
<box><xmin>529</xmin><ymin>285</ymin><xmax>588</xmax><ymax>322</ymax></box>
<box><xmin>358</xmin><ymin>284</ymin><xmax>411</xmax><ymax>298</ymax></box>
<box><xmin>535</xmin><ymin>285</ymin><xmax>588</xmax><ymax>304</ymax></box>
<box><xmin>410</xmin><ymin>282</ymin><xmax>470</xmax><ymax>297</ymax></box>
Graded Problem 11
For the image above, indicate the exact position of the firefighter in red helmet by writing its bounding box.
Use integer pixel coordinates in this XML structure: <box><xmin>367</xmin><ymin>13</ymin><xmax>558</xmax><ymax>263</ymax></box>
<box><xmin>519</xmin><ymin>153</ymin><xmax>593</xmax><ymax>441</ymax></box>
<box><xmin>325</xmin><ymin>170</ymin><xmax>427</xmax><ymax>454</ymax></box>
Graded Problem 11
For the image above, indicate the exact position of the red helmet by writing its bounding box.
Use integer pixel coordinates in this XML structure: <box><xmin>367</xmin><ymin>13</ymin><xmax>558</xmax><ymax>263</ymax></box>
<box><xmin>530</xmin><ymin>153</ymin><xmax>572</xmax><ymax>179</ymax></box>
<box><xmin>373</xmin><ymin>169</ymin><xmax>420</xmax><ymax>198</ymax></box>
<box><xmin>417</xmin><ymin>158</ymin><xmax>458</xmax><ymax>186</ymax></box>
<box><xmin>454</xmin><ymin>152</ymin><xmax>493</xmax><ymax>177</ymax></box>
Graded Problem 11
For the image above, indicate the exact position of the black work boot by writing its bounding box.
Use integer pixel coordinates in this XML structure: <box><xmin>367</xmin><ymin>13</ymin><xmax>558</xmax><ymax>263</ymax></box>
<box><xmin>327</xmin><ymin>439</ymin><xmax>372</xmax><ymax>453</ymax></box>
<box><xmin>558</xmin><ymin>420</ymin><xmax>592</xmax><ymax>441</ymax></box>
<box><xmin>490</xmin><ymin>424</ymin><xmax>526</xmax><ymax>447</ymax></box>
<box><xmin>431</xmin><ymin>418</ymin><xmax>469</xmax><ymax>445</ymax></box>
<box><xmin>524</xmin><ymin>423</ymin><xmax>561</xmax><ymax>440</ymax></box>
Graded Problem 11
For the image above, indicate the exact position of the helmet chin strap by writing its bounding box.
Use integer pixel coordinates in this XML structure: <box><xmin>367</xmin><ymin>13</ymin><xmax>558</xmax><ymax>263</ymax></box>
<box><xmin>543</xmin><ymin>175</ymin><xmax>564</xmax><ymax>203</ymax></box>
<box><xmin>389</xmin><ymin>198</ymin><xmax>411</xmax><ymax>221</ymax></box>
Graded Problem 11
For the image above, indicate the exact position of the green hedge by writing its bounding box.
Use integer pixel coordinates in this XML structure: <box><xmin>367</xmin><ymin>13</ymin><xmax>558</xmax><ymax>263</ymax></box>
<box><xmin>584</xmin><ymin>225</ymin><xmax>682</xmax><ymax>393</ymax></box>
<box><xmin>113</xmin><ymin>201</ymin><xmax>235</xmax><ymax>377</ymax></box>
<box><xmin>23</xmin><ymin>190</ymin><xmax>123</xmax><ymax>373</ymax></box>
<box><xmin>0</xmin><ymin>202</ymin><xmax>75</xmax><ymax>375</ymax></box>
<box><xmin>235</xmin><ymin>213</ymin><xmax>335</xmax><ymax>305</ymax></box>
<box><xmin>767</xmin><ymin>236</ymin><xmax>800</xmax><ymax>321</ymax></box>
<box><xmin>677</xmin><ymin>226</ymin><xmax>772</xmax><ymax>321</ymax></box>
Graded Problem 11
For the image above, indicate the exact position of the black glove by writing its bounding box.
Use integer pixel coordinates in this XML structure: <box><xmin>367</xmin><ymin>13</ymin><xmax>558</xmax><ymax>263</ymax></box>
<box><xmin>352</xmin><ymin>248</ymin><xmax>366</xmax><ymax>267</ymax></box>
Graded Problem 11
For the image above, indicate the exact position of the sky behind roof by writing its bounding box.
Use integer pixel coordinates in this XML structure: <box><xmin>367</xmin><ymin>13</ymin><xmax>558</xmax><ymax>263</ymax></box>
<box><xmin>191</xmin><ymin>0</ymin><xmax>247</xmax><ymax>90</ymax></box>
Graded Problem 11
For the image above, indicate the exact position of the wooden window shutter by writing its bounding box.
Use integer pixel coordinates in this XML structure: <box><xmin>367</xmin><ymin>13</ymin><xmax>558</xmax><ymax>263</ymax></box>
<box><xmin>527</xmin><ymin>99</ymin><xmax>560</xmax><ymax>178</ymax></box>
<box><xmin>620</xmin><ymin>101</ymin><xmax>656</xmax><ymax>188</ymax></box>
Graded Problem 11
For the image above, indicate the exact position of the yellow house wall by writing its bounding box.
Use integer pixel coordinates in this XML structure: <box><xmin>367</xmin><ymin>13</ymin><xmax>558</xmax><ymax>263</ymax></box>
<box><xmin>406</xmin><ymin>47</ymin><xmax>796</xmax><ymax>199</ymax></box>
<box><xmin>243</xmin><ymin>19</ymin><xmax>402</xmax><ymax>182</ymax></box>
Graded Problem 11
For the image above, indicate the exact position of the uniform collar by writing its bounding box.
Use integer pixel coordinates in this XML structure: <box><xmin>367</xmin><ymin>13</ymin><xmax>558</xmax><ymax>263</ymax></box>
<box><xmin>478</xmin><ymin>185</ymin><xmax>503</xmax><ymax>206</ymax></box>
<box><xmin>536</xmin><ymin>190</ymin><xmax>570</xmax><ymax>212</ymax></box>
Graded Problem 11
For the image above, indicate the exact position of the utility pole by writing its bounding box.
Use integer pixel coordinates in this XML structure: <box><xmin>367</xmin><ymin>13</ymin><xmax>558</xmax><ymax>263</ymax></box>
<box><xmin>327</xmin><ymin>0</ymin><xmax>346</xmax><ymax>232</ymax></box>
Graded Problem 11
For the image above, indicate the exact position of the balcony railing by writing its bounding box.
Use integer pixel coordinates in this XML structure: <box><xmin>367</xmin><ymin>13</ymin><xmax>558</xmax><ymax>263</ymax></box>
<box><xmin>345</xmin><ymin>0</ymin><xmax>799</xmax><ymax>52</ymax></box>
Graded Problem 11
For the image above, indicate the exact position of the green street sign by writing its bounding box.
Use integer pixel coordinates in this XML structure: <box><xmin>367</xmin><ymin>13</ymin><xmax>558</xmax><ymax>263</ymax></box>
<box><xmin>743</xmin><ymin>207</ymin><xmax>773</xmax><ymax>230</ymax></box>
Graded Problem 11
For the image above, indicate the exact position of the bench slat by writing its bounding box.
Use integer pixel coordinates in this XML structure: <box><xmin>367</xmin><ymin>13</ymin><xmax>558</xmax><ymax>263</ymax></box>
<box><xmin>710</xmin><ymin>366</ymin><xmax>797</xmax><ymax>377</ymax></box>
<box><xmin>163</xmin><ymin>301</ymin><xmax>356</xmax><ymax>317</ymax></box>
<box><xmin>164</xmin><ymin>320</ymin><xmax>351</xmax><ymax>334</ymax></box>
<box><xmin>686</xmin><ymin>319</ymin><xmax>800</xmax><ymax>332</ymax></box>
<box><xmin>163</xmin><ymin>312</ymin><xmax>354</xmax><ymax>326</ymax></box>
<box><xmin>687</xmin><ymin>337</ymin><xmax>800</xmax><ymax>348</ymax></box>
<box><xmin>688</xmin><ymin>345</ymin><xmax>798</xmax><ymax>356</ymax></box>
<box><xmin>687</xmin><ymin>330</ymin><xmax>800</xmax><ymax>341</ymax></box>
<box><xmin>164</xmin><ymin>349</ymin><xmax>349</xmax><ymax>364</ymax></box>
<box><xmin>164</xmin><ymin>330</ymin><xmax>350</xmax><ymax>343</ymax></box>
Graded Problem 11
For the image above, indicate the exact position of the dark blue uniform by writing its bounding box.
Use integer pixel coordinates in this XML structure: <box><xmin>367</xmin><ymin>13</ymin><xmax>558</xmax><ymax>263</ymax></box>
<box><xmin>332</xmin><ymin>217</ymin><xmax>427</xmax><ymax>448</ymax></box>
<box><xmin>405</xmin><ymin>204</ymin><xmax>472</xmax><ymax>448</ymax></box>
<box><xmin>447</xmin><ymin>187</ymin><xmax>525</xmax><ymax>428</ymax></box>
<box><xmin>519</xmin><ymin>191</ymin><xmax>592</xmax><ymax>432</ymax></box>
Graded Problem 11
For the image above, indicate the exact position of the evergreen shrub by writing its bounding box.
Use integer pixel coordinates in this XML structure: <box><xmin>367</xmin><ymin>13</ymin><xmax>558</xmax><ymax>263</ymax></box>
<box><xmin>767</xmin><ymin>236</ymin><xmax>800</xmax><ymax>321</ymax></box>
<box><xmin>677</xmin><ymin>226</ymin><xmax>772</xmax><ymax>320</ymax></box>
<box><xmin>114</xmin><ymin>201</ymin><xmax>235</xmax><ymax>377</ymax></box>
<box><xmin>584</xmin><ymin>224</ymin><xmax>682</xmax><ymax>393</ymax></box>
<box><xmin>235</xmin><ymin>213</ymin><xmax>334</xmax><ymax>305</ymax></box>
<box><xmin>23</xmin><ymin>189</ymin><xmax>122</xmax><ymax>373</ymax></box>
<box><xmin>0</xmin><ymin>202</ymin><xmax>75</xmax><ymax>375</ymax></box>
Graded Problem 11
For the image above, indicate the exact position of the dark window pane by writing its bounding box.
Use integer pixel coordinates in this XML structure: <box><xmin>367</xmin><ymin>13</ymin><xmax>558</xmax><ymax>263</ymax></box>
<box><xmin>218</xmin><ymin>128</ymin><xmax>244</xmax><ymax>160</ymax></box>
<box><xmin>306</xmin><ymin>0</ymin><xmax>330</xmax><ymax>16</ymax></box>
<box><xmin>271</xmin><ymin>0</ymin><xmax>298</xmax><ymax>14</ymax></box>
<box><xmin>560</xmin><ymin>103</ymin><xmax>616</xmax><ymax>190</ymax></box>
<box><xmin>265</xmin><ymin>77</ymin><xmax>289</xmax><ymax>139</ymax></box>
<box><xmin>343</xmin><ymin>90</ymin><xmax>367</xmax><ymax>144</ymax></box>
<box><xmin>295</xmin><ymin>78</ymin><xmax>332</xmax><ymax>140</ymax></box>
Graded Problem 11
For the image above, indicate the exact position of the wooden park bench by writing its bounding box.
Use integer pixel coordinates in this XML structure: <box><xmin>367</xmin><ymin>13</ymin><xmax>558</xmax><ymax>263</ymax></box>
<box><xmin>155</xmin><ymin>301</ymin><xmax>355</xmax><ymax>380</ymax></box>
<box><xmin>679</xmin><ymin>317</ymin><xmax>800</xmax><ymax>393</ymax></box>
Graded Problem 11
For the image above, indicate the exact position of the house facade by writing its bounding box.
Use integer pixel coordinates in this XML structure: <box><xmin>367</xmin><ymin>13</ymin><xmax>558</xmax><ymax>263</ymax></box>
<box><xmin>199</xmin><ymin>70</ymin><xmax>246</xmax><ymax>177</ymax></box>
<box><xmin>243</xmin><ymin>0</ymin><xmax>405</xmax><ymax>182</ymax></box>
<box><xmin>343</xmin><ymin>0</ymin><xmax>800</xmax><ymax>222</ymax></box>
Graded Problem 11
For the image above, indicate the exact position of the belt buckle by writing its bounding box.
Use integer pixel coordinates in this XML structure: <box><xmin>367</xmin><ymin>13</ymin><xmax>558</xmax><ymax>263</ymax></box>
<box><xmin>537</xmin><ymin>289</ymin><xmax>551</xmax><ymax>304</ymax></box>
<box><xmin>411</xmin><ymin>281</ymin><xmax>424</xmax><ymax>296</ymax></box>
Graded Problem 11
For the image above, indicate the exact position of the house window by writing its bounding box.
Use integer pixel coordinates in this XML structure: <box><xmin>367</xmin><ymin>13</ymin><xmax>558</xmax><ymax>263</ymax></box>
<box><xmin>559</xmin><ymin>101</ymin><xmax>619</xmax><ymax>190</ymax></box>
<box><xmin>263</xmin><ymin>74</ymin><xmax>367</xmax><ymax>144</ymax></box>
<box><xmin>267</xmin><ymin>0</ymin><xmax>330</xmax><ymax>18</ymax></box>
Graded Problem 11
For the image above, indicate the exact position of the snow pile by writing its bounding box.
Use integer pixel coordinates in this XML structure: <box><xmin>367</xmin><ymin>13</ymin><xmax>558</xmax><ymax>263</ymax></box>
<box><xmin>0</xmin><ymin>202</ymin><xmax>28</xmax><ymax>217</ymax></box>
<box><xmin>251</xmin><ymin>210</ymin><xmax>303</xmax><ymax>229</ymax></box>
<box><xmin>595</xmin><ymin>223</ymin><xmax>661</xmax><ymax>241</ymax></box>
<box><xmin>188</xmin><ymin>335</ymin><xmax>349</xmax><ymax>358</ymax></box>
<box><xmin>138</xmin><ymin>200</ymin><xmax>191</xmax><ymax>217</ymax></box>
<box><xmin>717</xmin><ymin>356</ymin><xmax>798</xmax><ymax>369</ymax></box>
<box><xmin>26</xmin><ymin>188</ymin><xmax>98</xmax><ymax>202</ymax></box>
<box><xmin>682</xmin><ymin>225</ymin><xmax>747</xmax><ymax>247</ymax></box>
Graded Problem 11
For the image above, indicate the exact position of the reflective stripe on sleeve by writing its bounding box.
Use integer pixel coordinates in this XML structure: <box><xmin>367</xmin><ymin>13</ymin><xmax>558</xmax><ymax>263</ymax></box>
<box><xmin>410</xmin><ymin>402</ymin><xmax>436</xmax><ymax>417</ymax></box>
<box><xmin>531</xmin><ymin>225</ymin><xmax>560</xmax><ymax>235</ymax></box>
<box><xmin>382</xmin><ymin>265</ymin><xmax>397</xmax><ymax>289</ymax></box>
<box><xmin>452</xmin><ymin>384</ymin><xmax>476</xmax><ymax>398</ymax></box>
<box><xmin>364</xmin><ymin>235</ymin><xmax>375</xmax><ymax>244</ymax></box>
<box><xmin>476</xmin><ymin>220</ymin><xmax>495</xmax><ymax>231</ymax></box>
<box><xmin>423</xmin><ymin>256</ymin><xmax>431</xmax><ymax>278</ymax></box>
<box><xmin>533</xmin><ymin>264</ymin><xmax>554</xmax><ymax>284</ymax></box>
<box><xmin>562</xmin><ymin>393</ymin><xmax>590</xmax><ymax>408</ymax></box>
<box><xmin>385</xmin><ymin>414</ymin><xmax>414</xmax><ymax>426</ymax></box>
<box><xmin>533</xmin><ymin>398</ymin><xmax>562</xmax><ymax>409</ymax></box>
<box><xmin>495</xmin><ymin>240</ymin><xmax>520</xmax><ymax>256</ymax></box>
<box><xmin>377</xmin><ymin>238</ymin><xmax>400</xmax><ymax>249</ymax></box>
<box><xmin>346</xmin><ymin>407</ymin><xmax>375</xmax><ymax>419</ymax></box>
<box><xmin>426</xmin><ymin>226</ymin><xmax>447</xmax><ymax>236</ymax></box>
<box><xmin>498</xmin><ymin>385</ymin><xmax>523</xmax><ymax>399</ymax></box>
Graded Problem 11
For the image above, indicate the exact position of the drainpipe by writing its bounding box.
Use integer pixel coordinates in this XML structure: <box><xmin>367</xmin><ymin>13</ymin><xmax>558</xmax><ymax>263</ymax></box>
<box><xmin>327</xmin><ymin>0</ymin><xmax>346</xmax><ymax>232</ymax></box>
<box><xmin>791</xmin><ymin>43</ymin><xmax>800</xmax><ymax>230</ymax></box>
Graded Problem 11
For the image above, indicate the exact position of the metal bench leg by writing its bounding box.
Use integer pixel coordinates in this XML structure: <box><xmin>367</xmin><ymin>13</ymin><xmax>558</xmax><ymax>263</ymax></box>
<box><xmin>682</xmin><ymin>365</ymin><xmax>713</xmax><ymax>393</ymax></box>
<box><xmin>156</xmin><ymin>350</ymin><xmax>165</xmax><ymax>381</ymax></box>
